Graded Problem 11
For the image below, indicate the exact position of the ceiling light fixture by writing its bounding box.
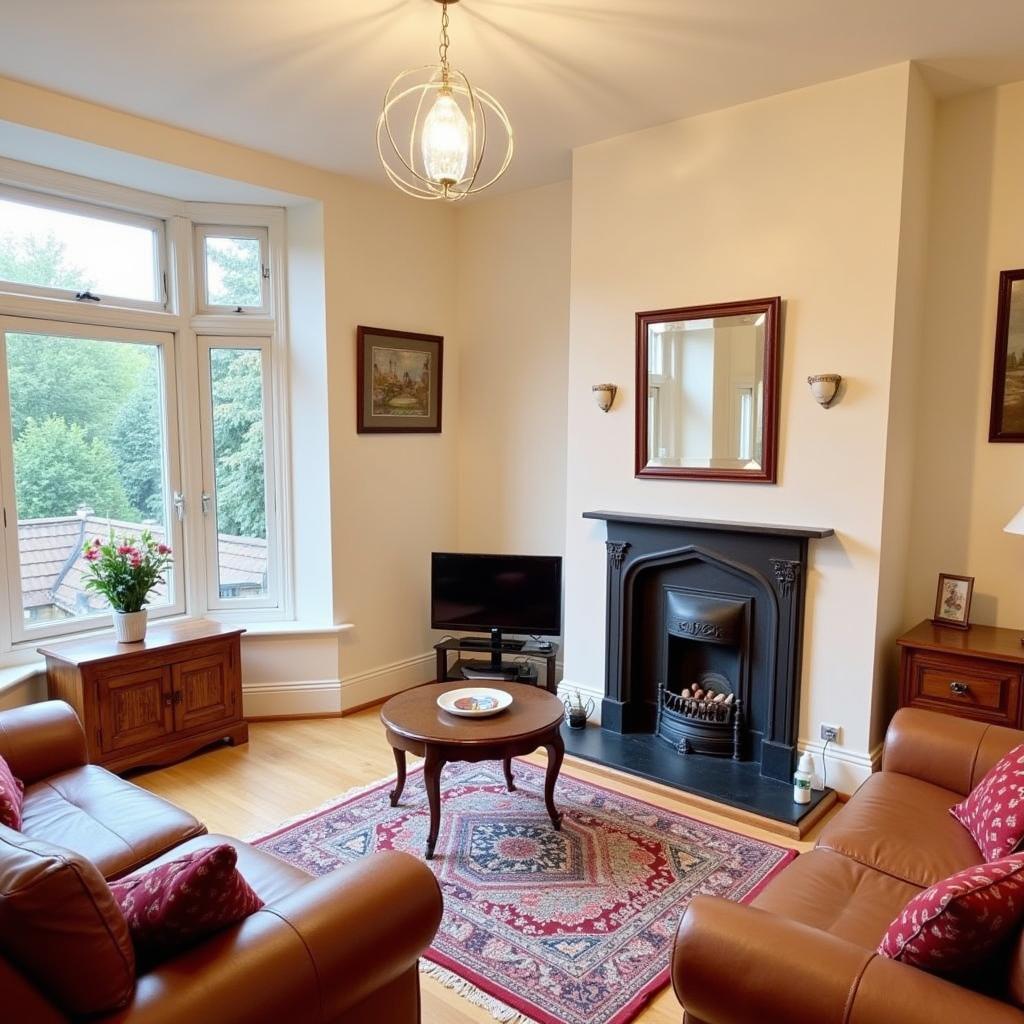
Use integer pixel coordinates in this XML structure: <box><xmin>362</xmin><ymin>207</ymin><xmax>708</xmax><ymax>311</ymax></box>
<box><xmin>376</xmin><ymin>0</ymin><xmax>513</xmax><ymax>201</ymax></box>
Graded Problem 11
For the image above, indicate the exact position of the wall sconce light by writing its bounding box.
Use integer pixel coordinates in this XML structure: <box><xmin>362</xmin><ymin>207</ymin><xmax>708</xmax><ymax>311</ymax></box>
<box><xmin>592</xmin><ymin>383</ymin><xmax>617</xmax><ymax>412</ymax></box>
<box><xmin>807</xmin><ymin>374</ymin><xmax>842</xmax><ymax>409</ymax></box>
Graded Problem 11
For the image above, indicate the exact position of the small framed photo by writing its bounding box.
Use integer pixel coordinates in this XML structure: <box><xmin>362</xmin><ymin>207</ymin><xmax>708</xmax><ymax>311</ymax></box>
<box><xmin>933</xmin><ymin>573</ymin><xmax>975</xmax><ymax>630</ymax></box>
<box><xmin>356</xmin><ymin>326</ymin><xmax>443</xmax><ymax>434</ymax></box>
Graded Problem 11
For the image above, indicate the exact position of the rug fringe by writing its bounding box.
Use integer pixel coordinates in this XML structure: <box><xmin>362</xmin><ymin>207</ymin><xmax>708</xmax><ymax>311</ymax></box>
<box><xmin>420</xmin><ymin>960</ymin><xmax>538</xmax><ymax>1024</ymax></box>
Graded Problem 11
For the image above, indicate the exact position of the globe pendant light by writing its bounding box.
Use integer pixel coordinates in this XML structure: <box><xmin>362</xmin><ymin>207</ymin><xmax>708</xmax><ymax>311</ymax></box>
<box><xmin>377</xmin><ymin>0</ymin><xmax>514</xmax><ymax>201</ymax></box>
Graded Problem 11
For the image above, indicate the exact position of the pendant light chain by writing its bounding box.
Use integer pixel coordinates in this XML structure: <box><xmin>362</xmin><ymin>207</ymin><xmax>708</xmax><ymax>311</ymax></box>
<box><xmin>438</xmin><ymin>2</ymin><xmax>451</xmax><ymax>85</ymax></box>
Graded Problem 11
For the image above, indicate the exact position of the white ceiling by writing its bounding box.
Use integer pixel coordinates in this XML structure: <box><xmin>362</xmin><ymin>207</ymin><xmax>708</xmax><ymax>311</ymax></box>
<box><xmin>3</xmin><ymin>0</ymin><xmax>1024</xmax><ymax>195</ymax></box>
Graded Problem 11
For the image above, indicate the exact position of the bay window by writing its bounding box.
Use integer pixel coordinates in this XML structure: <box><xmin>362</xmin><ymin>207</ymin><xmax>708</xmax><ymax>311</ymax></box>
<box><xmin>0</xmin><ymin>171</ymin><xmax>288</xmax><ymax>655</ymax></box>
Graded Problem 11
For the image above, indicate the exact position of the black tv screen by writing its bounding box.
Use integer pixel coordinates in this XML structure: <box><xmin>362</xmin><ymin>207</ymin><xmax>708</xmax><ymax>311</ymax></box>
<box><xmin>431</xmin><ymin>553</ymin><xmax>562</xmax><ymax>636</ymax></box>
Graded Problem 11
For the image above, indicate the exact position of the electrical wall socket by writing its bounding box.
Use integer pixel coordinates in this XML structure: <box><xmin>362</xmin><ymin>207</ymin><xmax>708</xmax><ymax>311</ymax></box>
<box><xmin>820</xmin><ymin>723</ymin><xmax>840</xmax><ymax>743</ymax></box>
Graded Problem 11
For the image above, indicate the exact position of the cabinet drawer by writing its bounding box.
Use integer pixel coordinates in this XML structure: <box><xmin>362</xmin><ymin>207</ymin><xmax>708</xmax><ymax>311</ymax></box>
<box><xmin>906</xmin><ymin>654</ymin><xmax>1022</xmax><ymax>725</ymax></box>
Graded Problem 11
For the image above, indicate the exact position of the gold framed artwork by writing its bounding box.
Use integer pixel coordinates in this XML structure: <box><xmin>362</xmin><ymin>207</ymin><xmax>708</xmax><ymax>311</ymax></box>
<box><xmin>356</xmin><ymin>326</ymin><xmax>443</xmax><ymax>434</ymax></box>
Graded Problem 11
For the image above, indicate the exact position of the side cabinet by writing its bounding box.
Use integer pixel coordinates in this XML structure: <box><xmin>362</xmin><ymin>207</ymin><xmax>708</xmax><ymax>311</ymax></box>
<box><xmin>41</xmin><ymin>621</ymin><xmax>248</xmax><ymax>774</ymax></box>
<box><xmin>897</xmin><ymin>620</ymin><xmax>1024</xmax><ymax>730</ymax></box>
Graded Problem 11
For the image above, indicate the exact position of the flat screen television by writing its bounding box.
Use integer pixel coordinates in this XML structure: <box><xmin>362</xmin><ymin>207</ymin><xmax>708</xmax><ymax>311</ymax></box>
<box><xmin>431</xmin><ymin>552</ymin><xmax>562</xmax><ymax>639</ymax></box>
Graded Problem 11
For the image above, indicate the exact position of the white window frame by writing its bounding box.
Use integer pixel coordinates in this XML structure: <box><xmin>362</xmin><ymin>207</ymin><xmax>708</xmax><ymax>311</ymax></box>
<box><xmin>0</xmin><ymin>159</ymin><xmax>295</xmax><ymax>658</ymax></box>
<box><xmin>197</xmin><ymin>336</ymin><xmax>280</xmax><ymax>612</ymax></box>
<box><xmin>0</xmin><ymin>316</ymin><xmax>186</xmax><ymax>643</ymax></box>
<box><xmin>0</xmin><ymin>183</ymin><xmax>168</xmax><ymax>312</ymax></box>
<box><xmin>194</xmin><ymin>224</ymin><xmax>270</xmax><ymax>316</ymax></box>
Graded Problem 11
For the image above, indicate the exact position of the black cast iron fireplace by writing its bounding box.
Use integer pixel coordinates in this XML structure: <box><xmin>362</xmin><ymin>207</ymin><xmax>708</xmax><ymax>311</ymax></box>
<box><xmin>563</xmin><ymin>511</ymin><xmax>836</xmax><ymax>830</ymax></box>
<box><xmin>656</xmin><ymin>589</ymin><xmax>746</xmax><ymax>758</ymax></box>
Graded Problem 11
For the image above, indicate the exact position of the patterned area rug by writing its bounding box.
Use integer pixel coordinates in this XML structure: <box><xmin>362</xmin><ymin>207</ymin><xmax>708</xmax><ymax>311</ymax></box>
<box><xmin>254</xmin><ymin>760</ymin><xmax>795</xmax><ymax>1024</ymax></box>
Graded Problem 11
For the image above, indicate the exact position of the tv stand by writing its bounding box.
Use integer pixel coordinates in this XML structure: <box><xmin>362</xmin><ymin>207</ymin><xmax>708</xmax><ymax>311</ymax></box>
<box><xmin>434</xmin><ymin>636</ymin><xmax>560</xmax><ymax>694</ymax></box>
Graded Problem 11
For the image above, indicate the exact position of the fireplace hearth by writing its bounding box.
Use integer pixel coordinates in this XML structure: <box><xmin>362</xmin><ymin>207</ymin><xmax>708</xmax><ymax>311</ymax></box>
<box><xmin>566</xmin><ymin>510</ymin><xmax>837</xmax><ymax>834</ymax></box>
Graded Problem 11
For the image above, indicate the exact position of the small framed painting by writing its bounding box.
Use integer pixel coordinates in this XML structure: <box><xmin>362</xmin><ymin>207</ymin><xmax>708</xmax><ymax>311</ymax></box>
<box><xmin>356</xmin><ymin>326</ymin><xmax>443</xmax><ymax>434</ymax></box>
<box><xmin>989</xmin><ymin>268</ymin><xmax>1024</xmax><ymax>441</ymax></box>
<box><xmin>933</xmin><ymin>573</ymin><xmax>975</xmax><ymax>630</ymax></box>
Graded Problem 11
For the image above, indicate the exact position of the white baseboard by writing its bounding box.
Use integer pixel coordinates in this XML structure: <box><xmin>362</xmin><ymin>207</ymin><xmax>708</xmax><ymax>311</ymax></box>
<box><xmin>243</xmin><ymin>679</ymin><xmax>341</xmax><ymax>718</ymax></box>
<box><xmin>341</xmin><ymin>652</ymin><xmax>435</xmax><ymax>711</ymax></box>
<box><xmin>798</xmin><ymin>738</ymin><xmax>882</xmax><ymax>796</ymax></box>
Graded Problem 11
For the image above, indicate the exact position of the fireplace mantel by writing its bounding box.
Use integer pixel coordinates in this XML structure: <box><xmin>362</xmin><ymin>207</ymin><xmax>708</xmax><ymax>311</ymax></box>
<box><xmin>583</xmin><ymin>510</ymin><xmax>834</xmax><ymax>540</ymax></box>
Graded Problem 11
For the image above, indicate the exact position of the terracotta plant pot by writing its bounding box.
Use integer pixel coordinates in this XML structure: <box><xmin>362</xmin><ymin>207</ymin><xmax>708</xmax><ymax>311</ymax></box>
<box><xmin>113</xmin><ymin>609</ymin><xmax>148</xmax><ymax>643</ymax></box>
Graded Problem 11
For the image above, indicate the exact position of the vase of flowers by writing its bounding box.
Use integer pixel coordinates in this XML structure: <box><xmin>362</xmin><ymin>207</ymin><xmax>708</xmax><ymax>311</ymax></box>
<box><xmin>82</xmin><ymin>531</ymin><xmax>173</xmax><ymax>643</ymax></box>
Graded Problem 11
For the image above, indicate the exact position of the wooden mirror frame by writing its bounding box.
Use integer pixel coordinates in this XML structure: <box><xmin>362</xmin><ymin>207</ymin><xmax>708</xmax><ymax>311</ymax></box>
<box><xmin>635</xmin><ymin>296</ymin><xmax>781</xmax><ymax>483</ymax></box>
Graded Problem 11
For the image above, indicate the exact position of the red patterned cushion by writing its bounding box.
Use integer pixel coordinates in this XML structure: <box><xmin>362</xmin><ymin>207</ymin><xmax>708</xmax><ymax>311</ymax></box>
<box><xmin>110</xmin><ymin>843</ymin><xmax>263</xmax><ymax>965</ymax></box>
<box><xmin>951</xmin><ymin>743</ymin><xmax>1024</xmax><ymax>860</ymax></box>
<box><xmin>878</xmin><ymin>855</ymin><xmax>1024</xmax><ymax>973</ymax></box>
<box><xmin>0</xmin><ymin>754</ymin><xmax>24</xmax><ymax>830</ymax></box>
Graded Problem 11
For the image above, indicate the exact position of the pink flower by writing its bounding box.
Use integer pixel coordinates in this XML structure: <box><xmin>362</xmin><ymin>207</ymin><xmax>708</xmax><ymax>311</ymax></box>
<box><xmin>157</xmin><ymin>544</ymin><xmax>171</xmax><ymax>555</ymax></box>
<box><xmin>84</xmin><ymin>548</ymin><xmax>99</xmax><ymax>562</ymax></box>
<box><xmin>130</xmin><ymin>556</ymin><xmax>142</xmax><ymax>569</ymax></box>
<box><xmin>117</xmin><ymin>545</ymin><xmax>133</xmax><ymax>556</ymax></box>
<box><xmin>92</xmin><ymin>537</ymin><xmax>102</xmax><ymax>547</ymax></box>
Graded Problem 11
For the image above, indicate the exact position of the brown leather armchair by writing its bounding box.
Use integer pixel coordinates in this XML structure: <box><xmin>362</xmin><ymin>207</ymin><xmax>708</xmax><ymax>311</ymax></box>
<box><xmin>0</xmin><ymin>701</ymin><xmax>443</xmax><ymax>1023</ymax></box>
<box><xmin>673</xmin><ymin>708</ymin><xmax>1024</xmax><ymax>1023</ymax></box>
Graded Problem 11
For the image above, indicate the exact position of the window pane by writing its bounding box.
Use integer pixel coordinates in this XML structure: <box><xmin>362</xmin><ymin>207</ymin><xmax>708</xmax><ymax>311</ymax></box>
<box><xmin>204</xmin><ymin>236</ymin><xmax>263</xmax><ymax>307</ymax></box>
<box><xmin>5</xmin><ymin>332</ymin><xmax>172</xmax><ymax>624</ymax></box>
<box><xmin>209</xmin><ymin>348</ymin><xmax>268</xmax><ymax>599</ymax></box>
<box><xmin>0</xmin><ymin>197</ymin><xmax>159</xmax><ymax>302</ymax></box>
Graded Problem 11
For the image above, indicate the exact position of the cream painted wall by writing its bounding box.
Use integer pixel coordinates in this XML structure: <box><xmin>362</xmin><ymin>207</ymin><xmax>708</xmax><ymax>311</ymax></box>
<box><xmin>563</xmin><ymin>65</ymin><xmax>919</xmax><ymax>790</ymax></box>
<box><xmin>871</xmin><ymin>67</ymin><xmax>935</xmax><ymax>747</ymax></box>
<box><xmin>454</xmin><ymin>181</ymin><xmax>572</xmax><ymax>559</ymax></box>
<box><xmin>0</xmin><ymin>76</ymin><xmax>458</xmax><ymax>709</ymax></box>
<box><xmin>906</xmin><ymin>82</ymin><xmax>1024</xmax><ymax>630</ymax></box>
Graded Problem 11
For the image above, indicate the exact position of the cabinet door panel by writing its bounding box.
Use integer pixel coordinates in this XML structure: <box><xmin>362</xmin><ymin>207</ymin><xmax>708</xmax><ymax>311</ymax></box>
<box><xmin>172</xmin><ymin>652</ymin><xmax>235</xmax><ymax>733</ymax></box>
<box><xmin>97</xmin><ymin>667</ymin><xmax>174</xmax><ymax>752</ymax></box>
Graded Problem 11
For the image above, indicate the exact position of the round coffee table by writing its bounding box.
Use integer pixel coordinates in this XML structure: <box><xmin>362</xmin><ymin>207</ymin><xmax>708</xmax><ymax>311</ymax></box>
<box><xmin>381</xmin><ymin>682</ymin><xmax>566</xmax><ymax>859</ymax></box>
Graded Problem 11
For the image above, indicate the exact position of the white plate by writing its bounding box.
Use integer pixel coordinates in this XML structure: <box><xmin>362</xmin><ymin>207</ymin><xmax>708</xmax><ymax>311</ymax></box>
<box><xmin>437</xmin><ymin>687</ymin><xmax>513</xmax><ymax>718</ymax></box>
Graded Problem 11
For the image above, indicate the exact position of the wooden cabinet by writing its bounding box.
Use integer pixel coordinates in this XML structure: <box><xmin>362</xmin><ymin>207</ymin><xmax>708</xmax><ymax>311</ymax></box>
<box><xmin>897</xmin><ymin>620</ymin><xmax>1024</xmax><ymax>728</ymax></box>
<box><xmin>40</xmin><ymin>620</ymin><xmax>247</xmax><ymax>773</ymax></box>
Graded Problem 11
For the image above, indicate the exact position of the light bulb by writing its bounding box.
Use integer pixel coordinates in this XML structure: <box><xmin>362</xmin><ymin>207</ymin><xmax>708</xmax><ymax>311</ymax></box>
<box><xmin>421</xmin><ymin>89</ymin><xmax>469</xmax><ymax>186</ymax></box>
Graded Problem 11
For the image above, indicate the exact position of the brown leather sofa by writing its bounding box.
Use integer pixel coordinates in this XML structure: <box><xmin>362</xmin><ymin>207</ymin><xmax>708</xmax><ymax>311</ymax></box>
<box><xmin>0</xmin><ymin>700</ymin><xmax>443</xmax><ymax>1023</ymax></box>
<box><xmin>674</xmin><ymin>708</ymin><xmax>1024</xmax><ymax>1023</ymax></box>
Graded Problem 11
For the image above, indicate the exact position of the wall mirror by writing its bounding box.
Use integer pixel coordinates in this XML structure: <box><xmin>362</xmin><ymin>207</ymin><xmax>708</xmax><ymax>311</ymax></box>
<box><xmin>635</xmin><ymin>296</ymin><xmax>781</xmax><ymax>483</ymax></box>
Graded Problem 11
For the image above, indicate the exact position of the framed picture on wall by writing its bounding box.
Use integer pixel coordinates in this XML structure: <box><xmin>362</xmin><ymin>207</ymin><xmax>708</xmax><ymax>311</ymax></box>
<box><xmin>356</xmin><ymin>326</ymin><xmax>443</xmax><ymax>434</ymax></box>
<box><xmin>989</xmin><ymin>268</ymin><xmax>1024</xmax><ymax>441</ymax></box>
<box><xmin>932</xmin><ymin>573</ymin><xmax>975</xmax><ymax>630</ymax></box>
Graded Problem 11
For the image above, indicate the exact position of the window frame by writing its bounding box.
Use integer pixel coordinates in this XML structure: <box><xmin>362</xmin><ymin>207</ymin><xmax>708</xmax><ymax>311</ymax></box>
<box><xmin>0</xmin><ymin>163</ymin><xmax>294</xmax><ymax>658</ymax></box>
<box><xmin>0</xmin><ymin>315</ymin><xmax>186</xmax><ymax>644</ymax></box>
<box><xmin>194</xmin><ymin>224</ymin><xmax>270</xmax><ymax>316</ymax></box>
<box><xmin>197</xmin><ymin>335</ymin><xmax>280</xmax><ymax>612</ymax></box>
<box><xmin>0</xmin><ymin>183</ymin><xmax>168</xmax><ymax>312</ymax></box>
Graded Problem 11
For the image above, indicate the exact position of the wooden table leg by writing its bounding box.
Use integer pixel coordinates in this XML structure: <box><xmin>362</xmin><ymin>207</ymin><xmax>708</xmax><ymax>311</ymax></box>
<box><xmin>544</xmin><ymin>729</ymin><xmax>564</xmax><ymax>830</ymax></box>
<box><xmin>502</xmin><ymin>756</ymin><xmax>516</xmax><ymax>792</ymax></box>
<box><xmin>389</xmin><ymin>746</ymin><xmax>407</xmax><ymax>807</ymax></box>
<box><xmin>423</xmin><ymin>747</ymin><xmax>445</xmax><ymax>860</ymax></box>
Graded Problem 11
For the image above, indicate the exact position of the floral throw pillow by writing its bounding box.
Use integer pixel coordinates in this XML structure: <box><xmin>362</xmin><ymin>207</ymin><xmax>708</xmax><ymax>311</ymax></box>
<box><xmin>951</xmin><ymin>743</ymin><xmax>1024</xmax><ymax>860</ymax></box>
<box><xmin>110</xmin><ymin>843</ymin><xmax>263</xmax><ymax>966</ymax></box>
<box><xmin>0</xmin><ymin>754</ymin><xmax>25</xmax><ymax>830</ymax></box>
<box><xmin>878</xmin><ymin>855</ymin><xmax>1024</xmax><ymax>974</ymax></box>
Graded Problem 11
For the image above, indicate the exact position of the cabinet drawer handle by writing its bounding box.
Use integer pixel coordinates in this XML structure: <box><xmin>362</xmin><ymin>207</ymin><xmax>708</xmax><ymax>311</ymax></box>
<box><xmin>163</xmin><ymin>694</ymin><xmax>173</xmax><ymax>707</ymax></box>
<box><xmin>950</xmin><ymin>681</ymin><xmax>969</xmax><ymax>696</ymax></box>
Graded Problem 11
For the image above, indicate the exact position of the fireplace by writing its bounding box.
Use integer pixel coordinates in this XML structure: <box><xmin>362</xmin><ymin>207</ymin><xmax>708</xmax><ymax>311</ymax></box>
<box><xmin>656</xmin><ymin>589</ymin><xmax>746</xmax><ymax>758</ymax></box>
<box><xmin>564</xmin><ymin>510</ymin><xmax>836</xmax><ymax>832</ymax></box>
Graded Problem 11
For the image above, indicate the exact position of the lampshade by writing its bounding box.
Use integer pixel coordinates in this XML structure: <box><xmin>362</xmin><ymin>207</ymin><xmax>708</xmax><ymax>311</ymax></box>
<box><xmin>1005</xmin><ymin>505</ymin><xmax>1024</xmax><ymax>535</ymax></box>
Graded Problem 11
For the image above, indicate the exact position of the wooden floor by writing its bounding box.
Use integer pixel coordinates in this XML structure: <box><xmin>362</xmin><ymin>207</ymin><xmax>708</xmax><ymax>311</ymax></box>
<box><xmin>134</xmin><ymin>710</ymin><xmax>834</xmax><ymax>1024</ymax></box>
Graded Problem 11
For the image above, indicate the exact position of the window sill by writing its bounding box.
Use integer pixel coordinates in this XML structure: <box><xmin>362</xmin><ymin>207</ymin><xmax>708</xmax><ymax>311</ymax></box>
<box><xmin>0</xmin><ymin>660</ymin><xmax>45</xmax><ymax>696</ymax></box>
<box><xmin>236</xmin><ymin>621</ymin><xmax>354</xmax><ymax>639</ymax></box>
